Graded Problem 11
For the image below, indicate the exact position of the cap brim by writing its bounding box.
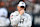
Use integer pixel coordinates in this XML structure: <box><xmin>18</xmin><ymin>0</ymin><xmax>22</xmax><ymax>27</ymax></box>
<box><xmin>20</xmin><ymin>6</ymin><xmax>25</xmax><ymax>8</ymax></box>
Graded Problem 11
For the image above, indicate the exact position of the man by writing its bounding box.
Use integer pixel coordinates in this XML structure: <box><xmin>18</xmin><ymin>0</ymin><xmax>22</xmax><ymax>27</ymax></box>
<box><xmin>10</xmin><ymin>1</ymin><xmax>32</xmax><ymax>27</ymax></box>
<box><xmin>0</xmin><ymin>8</ymin><xmax>10</xmax><ymax>26</ymax></box>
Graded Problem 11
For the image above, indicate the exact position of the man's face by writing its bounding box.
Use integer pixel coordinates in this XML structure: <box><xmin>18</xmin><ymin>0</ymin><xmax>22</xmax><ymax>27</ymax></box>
<box><xmin>17</xmin><ymin>6</ymin><xmax>25</xmax><ymax>12</ymax></box>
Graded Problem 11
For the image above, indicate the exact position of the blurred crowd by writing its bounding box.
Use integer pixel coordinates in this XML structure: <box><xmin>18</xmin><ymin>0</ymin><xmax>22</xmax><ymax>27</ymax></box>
<box><xmin>0</xmin><ymin>0</ymin><xmax>40</xmax><ymax>27</ymax></box>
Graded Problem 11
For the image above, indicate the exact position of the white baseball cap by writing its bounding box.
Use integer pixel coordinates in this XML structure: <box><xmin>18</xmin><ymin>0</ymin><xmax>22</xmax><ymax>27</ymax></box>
<box><xmin>0</xmin><ymin>8</ymin><xmax>8</xmax><ymax>17</ymax></box>
<box><xmin>18</xmin><ymin>1</ymin><xmax>26</xmax><ymax>7</ymax></box>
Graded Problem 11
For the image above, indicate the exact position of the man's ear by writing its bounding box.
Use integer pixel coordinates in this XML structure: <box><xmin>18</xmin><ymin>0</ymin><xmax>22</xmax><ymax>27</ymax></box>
<box><xmin>17</xmin><ymin>6</ymin><xmax>18</xmax><ymax>9</ymax></box>
<box><xmin>17</xmin><ymin>6</ymin><xmax>20</xmax><ymax>9</ymax></box>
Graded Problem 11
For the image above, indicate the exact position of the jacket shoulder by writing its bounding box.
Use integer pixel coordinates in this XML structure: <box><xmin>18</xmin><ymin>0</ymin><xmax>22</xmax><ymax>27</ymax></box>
<box><xmin>10</xmin><ymin>11</ymin><xmax>18</xmax><ymax>15</ymax></box>
<box><xmin>24</xmin><ymin>13</ymin><xmax>31</xmax><ymax>17</ymax></box>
